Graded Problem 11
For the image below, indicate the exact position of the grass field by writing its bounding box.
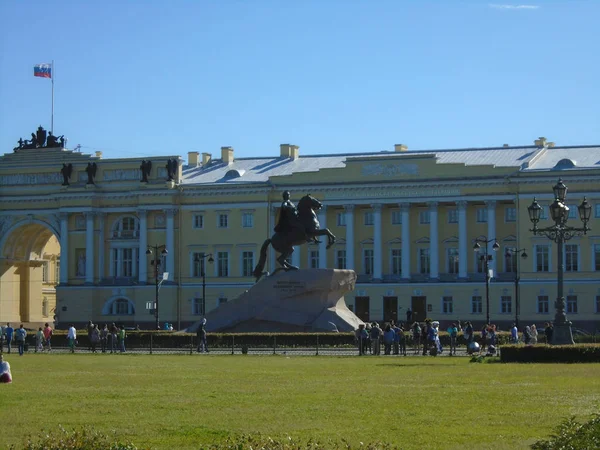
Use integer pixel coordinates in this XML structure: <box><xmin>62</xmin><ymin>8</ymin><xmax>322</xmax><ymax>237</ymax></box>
<box><xmin>1</xmin><ymin>354</ymin><xmax>599</xmax><ymax>449</ymax></box>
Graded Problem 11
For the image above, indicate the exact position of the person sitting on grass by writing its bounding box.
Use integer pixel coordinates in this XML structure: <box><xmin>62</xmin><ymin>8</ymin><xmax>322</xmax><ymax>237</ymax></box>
<box><xmin>0</xmin><ymin>354</ymin><xmax>12</xmax><ymax>383</ymax></box>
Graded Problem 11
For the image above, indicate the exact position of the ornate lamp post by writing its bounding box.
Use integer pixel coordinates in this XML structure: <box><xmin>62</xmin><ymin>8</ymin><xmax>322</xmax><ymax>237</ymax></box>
<box><xmin>194</xmin><ymin>253</ymin><xmax>214</xmax><ymax>312</ymax></box>
<box><xmin>473</xmin><ymin>237</ymin><xmax>500</xmax><ymax>325</ymax></box>
<box><xmin>527</xmin><ymin>178</ymin><xmax>591</xmax><ymax>345</ymax></box>
<box><xmin>505</xmin><ymin>247</ymin><xmax>528</xmax><ymax>329</ymax></box>
<box><xmin>146</xmin><ymin>245</ymin><xmax>168</xmax><ymax>330</ymax></box>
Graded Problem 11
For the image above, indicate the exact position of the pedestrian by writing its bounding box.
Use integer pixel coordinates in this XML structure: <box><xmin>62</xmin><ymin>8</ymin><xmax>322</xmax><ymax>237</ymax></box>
<box><xmin>544</xmin><ymin>322</ymin><xmax>553</xmax><ymax>344</ymax></box>
<box><xmin>35</xmin><ymin>327</ymin><xmax>44</xmax><ymax>352</ymax></box>
<box><xmin>421</xmin><ymin>321</ymin><xmax>430</xmax><ymax>356</ymax></box>
<box><xmin>67</xmin><ymin>324</ymin><xmax>77</xmax><ymax>353</ymax></box>
<box><xmin>383</xmin><ymin>324</ymin><xmax>394</xmax><ymax>355</ymax></box>
<box><xmin>197</xmin><ymin>318</ymin><xmax>208</xmax><ymax>353</ymax></box>
<box><xmin>364</xmin><ymin>323</ymin><xmax>372</xmax><ymax>354</ymax></box>
<box><xmin>398</xmin><ymin>324</ymin><xmax>407</xmax><ymax>356</ymax></box>
<box><xmin>464</xmin><ymin>321</ymin><xmax>474</xmax><ymax>353</ymax></box>
<box><xmin>15</xmin><ymin>324</ymin><xmax>27</xmax><ymax>356</ymax></box>
<box><xmin>100</xmin><ymin>324</ymin><xmax>108</xmax><ymax>353</ymax></box>
<box><xmin>90</xmin><ymin>324</ymin><xmax>100</xmax><ymax>353</ymax></box>
<box><xmin>488</xmin><ymin>324</ymin><xmax>497</xmax><ymax>355</ymax></box>
<box><xmin>355</xmin><ymin>324</ymin><xmax>366</xmax><ymax>355</ymax></box>
<box><xmin>43</xmin><ymin>323</ymin><xmax>53</xmax><ymax>351</ymax></box>
<box><xmin>110</xmin><ymin>323</ymin><xmax>118</xmax><ymax>353</ymax></box>
<box><xmin>86</xmin><ymin>320</ymin><xmax>94</xmax><ymax>351</ymax></box>
<box><xmin>118</xmin><ymin>326</ymin><xmax>126</xmax><ymax>353</ymax></box>
<box><xmin>480</xmin><ymin>325</ymin><xmax>488</xmax><ymax>353</ymax></box>
<box><xmin>523</xmin><ymin>326</ymin><xmax>532</xmax><ymax>345</ymax></box>
<box><xmin>0</xmin><ymin>354</ymin><xmax>12</xmax><ymax>383</ymax></box>
<box><xmin>531</xmin><ymin>324</ymin><xmax>538</xmax><ymax>344</ymax></box>
<box><xmin>0</xmin><ymin>323</ymin><xmax>4</xmax><ymax>352</ymax></box>
<box><xmin>392</xmin><ymin>323</ymin><xmax>400</xmax><ymax>355</ymax></box>
<box><xmin>447</xmin><ymin>322</ymin><xmax>458</xmax><ymax>356</ymax></box>
<box><xmin>406</xmin><ymin>308</ymin><xmax>412</xmax><ymax>324</ymax></box>
<box><xmin>511</xmin><ymin>323</ymin><xmax>519</xmax><ymax>344</ymax></box>
<box><xmin>370</xmin><ymin>322</ymin><xmax>381</xmax><ymax>355</ymax></box>
<box><xmin>4</xmin><ymin>323</ymin><xmax>14</xmax><ymax>354</ymax></box>
<box><xmin>412</xmin><ymin>322</ymin><xmax>421</xmax><ymax>355</ymax></box>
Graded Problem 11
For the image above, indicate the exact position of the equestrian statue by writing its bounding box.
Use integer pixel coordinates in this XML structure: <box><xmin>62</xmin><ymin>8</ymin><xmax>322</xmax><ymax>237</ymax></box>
<box><xmin>252</xmin><ymin>191</ymin><xmax>336</xmax><ymax>282</ymax></box>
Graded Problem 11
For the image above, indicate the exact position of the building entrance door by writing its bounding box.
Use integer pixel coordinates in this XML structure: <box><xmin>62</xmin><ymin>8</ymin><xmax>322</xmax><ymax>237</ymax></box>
<box><xmin>411</xmin><ymin>296</ymin><xmax>427</xmax><ymax>323</ymax></box>
<box><xmin>354</xmin><ymin>296</ymin><xmax>370</xmax><ymax>322</ymax></box>
<box><xmin>383</xmin><ymin>296</ymin><xmax>398</xmax><ymax>324</ymax></box>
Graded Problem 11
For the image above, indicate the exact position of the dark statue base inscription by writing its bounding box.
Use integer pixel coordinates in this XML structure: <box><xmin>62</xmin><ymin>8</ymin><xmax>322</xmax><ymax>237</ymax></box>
<box><xmin>185</xmin><ymin>269</ymin><xmax>363</xmax><ymax>333</ymax></box>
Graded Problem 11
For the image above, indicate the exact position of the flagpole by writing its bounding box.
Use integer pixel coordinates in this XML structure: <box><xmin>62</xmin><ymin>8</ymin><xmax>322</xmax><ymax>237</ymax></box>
<box><xmin>51</xmin><ymin>60</ymin><xmax>54</xmax><ymax>133</ymax></box>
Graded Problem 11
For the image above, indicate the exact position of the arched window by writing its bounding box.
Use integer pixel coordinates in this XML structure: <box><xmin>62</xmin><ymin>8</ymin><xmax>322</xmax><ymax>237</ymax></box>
<box><xmin>102</xmin><ymin>297</ymin><xmax>136</xmax><ymax>315</ymax></box>
<box><xmin>112</xmin><ymin>216</ymin><xmax>139</xmax><ymax>239</ymax></box>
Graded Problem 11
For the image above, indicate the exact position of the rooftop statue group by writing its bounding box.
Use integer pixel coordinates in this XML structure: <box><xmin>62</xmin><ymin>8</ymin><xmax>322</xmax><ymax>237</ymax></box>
<box><xmin>252</xmin><ymin>191</ymin><xmax>336</xmax><ymax>281</ymax></box>
<box><xmin>14</xmin><ymin>126</ymin><xmax>66</xmax><ymax>151</ymax></box>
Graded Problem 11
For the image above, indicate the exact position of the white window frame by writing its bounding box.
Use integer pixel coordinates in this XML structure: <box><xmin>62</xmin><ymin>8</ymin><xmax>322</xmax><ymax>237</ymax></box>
<box><xmin>504</xmin><ymin>207</ymin><xmax>517</xmax><ymax>223</ymax></box>
<box><xmin>241</xmin><ymin>251</ymin><xmax>254</xmax><ymax>277</ymax></box>
<box><xmin>336</xmin><ymin>249</ymin><xmax>346</xmax><ymax>269</ymax></box>
<box><xmin>390</xmin><ymin>248</ymin><xmax>401</xmax><ymax>275</ymax></box>
<box><xmin>364</xmin><ymin>211</ymin><xmax>374</xmax><ymax>226</ymax></box>
<box><xmin>309</xmin><ymin>249</ymin><xmax>320</xmax><ymax>269</ymax></box>
<box><xmin>192</xmin><ymin>297</ymin><xmax>205</xmax><ymax>315</ymax></box>
<box><xmin>419</xmin><ymin>210</ymin><xmax>430</xmax><ymax>224</ymax></box>
<box><xmin>476</xmin><ymin>208</ymin><xmax>488</xmax><ymax>223</ymax></box>
<box><xmin>242</xmin><ymin>212</ymin><xmax>254</xmax><ymax>228</ymax></box>
<box><xmin>112</xmin><ymin>216</ymin><xmax>139</xmax><ymax>239</ymax></box>
<box><xmin>336</xmin><ymin>213</ymin><xmax>346</xmax><ymax>227</ymax></box>
<box><xmin>110</xmin><ymin>247</ymin><xmax>138</xmax><ymax>278</ymax></box>
<box><xmin>216</xmin><ymin>251</ymin><xmax>229</xmax><ymax>277</ymax></box>
<box><xmin>471</xmin><ymin>296</ymin><xmax>483</xmax><ymax>314</ymax></box>
<box><xmin>193</xmin><ymin>214</ymin><xmax>204</xmax><ymax>229</ymax></box>
<box><xmin>534</xmin><ymin>244</ymin><xmax>551</xmax><ymax>272</ymax></box>
<box><xmin>564</xmin><ymin>244</ymin><xmax>579</xmax><ymax>272</ymax></box>
<box><xmin>500</xmin><ymin>295</ymin><xmax>512</xmax><ymax>314</ymax></box>
<box><xmin>418</xmin><ymin>248</ymin><xmax>430</xmax><ymax>274</ymax></box>
<box><xmin>537</xmin><ymin>295</ymin><xmax>549</xmax><ymax>314</ymax></box>
<box><xmin>42</xmin><ymin>261</ymin><xmax>49</xmax><ymax>283</ymax></box>
<box><xmin>442</xmin><ymin>296</ymin><xmax>453</xmax><ymax>314</ymax></box>
<box><xmin>447</xmin><ymin>209</ymin><xmax>458</xmax><ymax>224</ymax></box>
<box><xmin>363</xmin><ymin>249</ymin><xmax>374</xmax><ymax>275</ymax></box>
<box><xmin>566</xmin><ymin>295</ymin><xmax>578</xmax><ymax>314</ymax></box>
<box><xmin>446</xmin><ymin>247</ymin><xmax>459</xmax><ymax>274</ymax></box>
<box><xmin>218</xmin><ymin>213</ymin><xmax>228</xmax><ymax>229</ymax></box>
<box><xmin>191</xmin><ymin>252</ymin><xmax>206</xmax><ymax>278</ymax></box>
<box><xmin>391</xmin><ymin>210</ymin><xmax>402</xmax><ymax>225</ymax></box>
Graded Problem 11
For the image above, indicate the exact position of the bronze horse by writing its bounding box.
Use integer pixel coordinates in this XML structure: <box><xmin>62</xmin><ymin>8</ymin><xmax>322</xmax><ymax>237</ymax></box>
<box><xmin>252</xmin><ymin>194</ymin><xmax>336</xmax><ymax>281</ymax></box>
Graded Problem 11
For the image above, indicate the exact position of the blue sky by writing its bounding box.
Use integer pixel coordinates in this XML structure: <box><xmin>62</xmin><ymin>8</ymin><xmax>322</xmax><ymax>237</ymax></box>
<box><xmin>0</xmin><ymin>1</ymin><xmax>598</xmax><ymax>160</ymax></box>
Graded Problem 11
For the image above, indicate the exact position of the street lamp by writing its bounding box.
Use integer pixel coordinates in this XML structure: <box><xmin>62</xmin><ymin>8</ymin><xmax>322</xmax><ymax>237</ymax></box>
<box><xmin>505</xmin><ymin>247</ymin><xmax>528</xmax><ymax>329</ymax></box>
<box><xmin>473</xmin><ymin>237</ymin><xmax>500</xmax><ymax>325</ymax></box>
<box><xmin>146</xmin><ymin>245</ymin><xmax>168</xmax><ymax>330</ymax></box>
<box><xmin>527</xmin><ymin>178</ymin><xmax>591</xmax><ymax>345</ymax></box>
<box><xmin>194</xmin><ymin>253</ymin><xmax>214</xmax><ymax>313</ymax></box>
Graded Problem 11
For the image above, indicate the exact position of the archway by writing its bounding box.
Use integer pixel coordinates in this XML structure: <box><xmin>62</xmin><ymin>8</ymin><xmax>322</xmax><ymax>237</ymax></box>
<box><xmin>0</xmin><ymin>220</ymin><xmax>60</xmax><ymax>326</ymax></box>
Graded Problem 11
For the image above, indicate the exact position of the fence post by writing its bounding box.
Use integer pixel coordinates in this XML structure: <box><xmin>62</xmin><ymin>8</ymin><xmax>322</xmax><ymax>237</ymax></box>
<box><xmin>231</xmin><ymin>335</ymin><xmax>235</xmax><ymax>355</ymax></box>
<box><xmin>273</xmin><ymin>336</ymin><xmax>276</xmax><ymax>355</ymax></box>
<box><xmin>316</xmin><ymin>334</ymin><xmax>319</xmax><ymax>356</ymax></box>
<box><xmin>150</xmin><ymin>333</ymin><xmax>153</xmax><ymax>355</ymax></box>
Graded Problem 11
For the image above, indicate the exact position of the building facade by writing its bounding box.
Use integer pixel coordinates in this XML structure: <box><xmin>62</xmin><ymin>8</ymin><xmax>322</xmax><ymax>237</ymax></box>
<box><xmin>1</xmin><ymin>138</ymin><xmax>599</xmax><ymax>331</ymax></box>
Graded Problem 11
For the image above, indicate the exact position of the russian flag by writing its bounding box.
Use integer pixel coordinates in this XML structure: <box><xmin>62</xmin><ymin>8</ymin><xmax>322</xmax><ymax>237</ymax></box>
<box><xmin>34</xmin><ymin>63</ymin><xmax>52</xmax><ymax>78</ymax></box>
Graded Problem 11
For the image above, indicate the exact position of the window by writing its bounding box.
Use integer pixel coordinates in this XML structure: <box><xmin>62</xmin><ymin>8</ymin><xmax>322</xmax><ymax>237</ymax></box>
<box><xmin>419</xmin><ymin>211</ymin><xmax>430</xmax><ymax>224</ymax></box>
<box><xmin>336</xmin><ymin>213</ymin><xmax>346</xmax><ymax>227</ymax></box>
<box><xmin>55</xmin><ymin>261</ymin><xmax>60</xmax><ymax>282</ymax></box>
<box><xmin>419</xmin><ymin>248</ymin><xmax>430</xmax><ymax>274</ymax></box>
<box><xmin>501</xmin><ymin>296</ymin><xmax>512</xmax><ymax>314</ymax></box>
<box><xmin>476</xmin><ymin>208</ymin><xmax>488</xmax><ymax>223</ymax></box>
<box><xmin>446</xmin><ymin>248</ymin><xmax>459</xmax><ymax>274</ymax></box>
<box><xmin>242</xmin><ymin>251</ymin><xmax>254</xmax><ymax>277</ymax></box>
<box><xmin>442</xmin><ymin>296</ymin><xmax>453</xmax><ymax>314</ymax></box>
<box><xmin>363</xmin><ymin>249</ymin><xmax>374</xmax><ymax>275</ymax></box>
<box><xmin>218</xmin><ymin>214</ymin><xmax>228</xmax><ymax>228</ymax></box>
<box><xmin>391</xmin><ymin>249</ymin><xmax>402</xmax><ymax>275</ymax></box>
<box><xmin>192</xmin><ymin>253</ymin><xmax>206</xmax><ymax>278</ymax></box>
<box><xmin>595</xmin><ymin>244</ymin><xmax>600</xmax><ymax>271</ymax></box>
<box><xmin>391</xmin><ymin>210</ymin><xmax>402</xmax><ymax>225</ymax></box>
<box><xmin>113</xmin><ymin>216</ymin><xmax>138</xmax><ymax>238</ymax></box>
<box><xmin>309</xmin><ymin>250</ymin><xmax>319</xmax><ymax>269</ymax></box>
<box><xmin>505</xmin><ymin>207</ymin><xmax>517</xmax><ymax>222</ymax></box>
<box><xmin>596</xmin><ymin>296</ymin><xmax>600</xmax><ymax>313</ymax></box>
<box><xmin>115</xmin><ymin>299</ymin><xmax>129</xmax><ymax>315</ymax></box>
<box><xmin>242</xmin><ymin>212</ymin><xmax>254</xmax><ymax>228</ymax></box>
<box><xmin>471</xmin><ymin>296</ymin><xmax>482</xmax><ymax>314</ymax></box>
<box><xmin>505</xmin><ymin>249</ymin><xmax>517</xmax><ymax>273</ymax></box>
<box><xmin>595</xmin><ymin>204</ymin><xmax>600</xmax><ymax>218</ymax></box>
<box><xmin>42</xmin><ymin>262</ymin><xmax>49</xmax><ymax>283</ymax></box>
<box><xmin>535</xmin><ymin>245</ymin><xmax>550</xmax><ymax>272</ymax></box>
<box><xmin>567</xmin><ymin>295</ymin><xmax>578</xmax><ymax>314</ymax></box>
<box><xmin>568</xmin><ymin>208</ymin><xmax>577</xmax><ymax>219</ymax></box>
<box><xmin>336</xmin><ymin>250</ymin><xmax>346</xmax><ymax>269</ymax></box>
<box><xmin>193</xmin><ymin>214</ymin><xmax>204</xmax><ymax>229</ymax></box>
<box><xmin>192</xmin><ymin>298</ymin><xmax>205</xmax><ymax>315</ymax></box>
<box><xmin>539</xmin><ymin>206</ymin><xmax>548</xmax><ymax>220</ymax></box>
<box><xmin>447</xmin><ymin>209</ymin><xmax>458</xmax><ymax>224</ymax></box>
<box><xmin>537</xmin><ymin>296</ymin><xmax>549</xmax><ymax>314</ymax></box>
<box><xmin>217</xmin><ymin>251</ymin><xmax>229</xmax><ymax>277</ymax></box>
<box><xmin>112</xmin><ymin>248</ymin><xmax>136</xmax><ymax>277</ymax></box>
<box><xmin>364</xmin><ymin>211</ymin><xmax>374</xmax><ymax>226</ymax></box>
<box><xmin>475</xmin><ymin>252</ymin><xmax>486</xmax><ymax>274</ymax></box>
<box><xmin>565</xmin><ymin>244</ymin><xmax>579</xmax><ymax>272</ymax></box>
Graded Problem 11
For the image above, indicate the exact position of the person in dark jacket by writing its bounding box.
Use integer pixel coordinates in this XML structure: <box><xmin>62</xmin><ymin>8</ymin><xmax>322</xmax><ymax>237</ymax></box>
<box><xmin>544</xmin><ymin>322</ymin><xmax>553</xmax><ymax>344</ymax></box>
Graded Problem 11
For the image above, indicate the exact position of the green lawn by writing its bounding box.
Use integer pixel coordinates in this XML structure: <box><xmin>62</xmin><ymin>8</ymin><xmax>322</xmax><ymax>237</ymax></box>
<box><xmin>1</xmin><ymin>354</ymin><xmax>599</xmax><ymax>449</ymax></box>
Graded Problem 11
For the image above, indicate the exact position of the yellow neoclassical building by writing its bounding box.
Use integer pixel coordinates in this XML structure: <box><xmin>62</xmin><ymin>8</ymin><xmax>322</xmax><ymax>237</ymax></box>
<box><xmin>1</xmin><ymin>136</ymin><xmax>599</xmax><ymax>331</ymax></box>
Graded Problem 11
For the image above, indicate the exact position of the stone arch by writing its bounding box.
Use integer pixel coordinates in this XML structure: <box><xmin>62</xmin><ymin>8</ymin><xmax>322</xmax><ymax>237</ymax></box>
<box><xmin>101</xmin><ymin>295</ymin><xmax>136</xmax><ymax>315</ymax></box>
<box><xmin>110</xmin><ymin>214</ymin><xmax>140</xmax><ymax>239</ymax></box>
<box><xmin>0</xmin><ymin>217</ymin><xmax>60</xmax><ymax>258</ymax></box>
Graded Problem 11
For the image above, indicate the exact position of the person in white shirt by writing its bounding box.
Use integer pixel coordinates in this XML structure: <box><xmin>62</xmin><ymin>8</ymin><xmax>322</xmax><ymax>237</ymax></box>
<box><xmin>67</xmin><ymin>324</ymin><xmax>77</xmax><ymax>353</ymax></box>
<box><xmin>0</xmin><ymin>354</ymin><xmax>12</xmax><ymax>383</ymax></box>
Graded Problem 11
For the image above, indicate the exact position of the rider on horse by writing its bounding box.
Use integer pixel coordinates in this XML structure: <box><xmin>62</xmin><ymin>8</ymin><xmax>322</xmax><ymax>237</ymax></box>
<box><xmin>274</xmin><ymin>191</ymin><xmax>319</xmax><ymax>243</ymax></box>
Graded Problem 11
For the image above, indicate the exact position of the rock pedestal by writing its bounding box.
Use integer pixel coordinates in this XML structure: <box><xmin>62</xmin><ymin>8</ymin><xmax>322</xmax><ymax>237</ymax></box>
<box><xmin>186</xmin><ymin>269</ymin><xmax>362</xmax><ymax>332</ymax></box>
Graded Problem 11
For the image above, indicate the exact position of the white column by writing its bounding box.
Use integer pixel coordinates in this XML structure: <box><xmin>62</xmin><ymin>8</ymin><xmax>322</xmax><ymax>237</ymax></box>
<box><xmin>458</xmin><ymin>201</ymin><xmax>468</xmax><ymax>278</ymax></box>
<box><xmin>372</xmin><ymin>204</ymin><xmax>382</xmax><ymax>280</ymax></box>
<box><xmin>318</xmin><ymin>205</ymin><xmax>327</xmax><ymax>269</ymax></box>
<box><xmin>59</xmin><ymin>213</ymin><xmax>69</xmax><ymax>284</ymax></box>
<box><xmin>97</xmin><ymin>213</ymin><xmax>105</xmax><ymax>281</ymax></box>
<box><xmin>344</xmin><ymin>205</ymin><xmax>355</xmax><ymax>270</ymax></box>
<box><xmin>429</xmin><ymin>202</ymin><xmax>439</xmax><ymax>279</ymax></box>
<box><xmin>269</xmin><ymin>205</ymin><xmax>277</xmax><ymax>272</ymax></box>
<box><xmin>138</xmin><ymin>210</ymin><xmax>148</xmax><ymax>284</ymax></box>
<box><xmin>401</xmin><ymin>203</ymin><xmax>411</xmax><ymax>280</ymax></box>
<box><xmin>487</xmin><ymin>200</ymin><xmax>497</xmax><ymax>275</ymax></box>
<box><xmin>85</xmin><ymin>212</ymin><xmax>95</xmax><ymax>284</ymax></box>
<box><xmin>166</xmin><ymin>209</ymin><xmax>176</xmax><ymax>279</ymax></box>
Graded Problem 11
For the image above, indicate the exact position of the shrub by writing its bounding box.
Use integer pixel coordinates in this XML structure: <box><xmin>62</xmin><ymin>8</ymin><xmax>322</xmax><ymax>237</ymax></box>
<box><xmin>199</xmin><ymin>433</ymin><xmax>395</xmax><ymax>449</ymax></box>
<box><xmin>531</xmin><ymin>414</ymin><xmax>600</xmax><ymax>449</ymax></box>
<box><xmin>11</xmin><ymin>425</ymin><xmax>142</xmax><ymax>450</ymax></box>
<box><xmin>500</xmin><ymin>344</ymin><xmax>600</xmax><ymax>363</ymax></box>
